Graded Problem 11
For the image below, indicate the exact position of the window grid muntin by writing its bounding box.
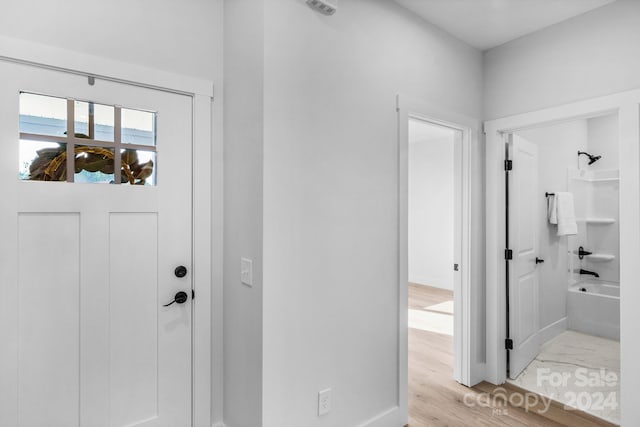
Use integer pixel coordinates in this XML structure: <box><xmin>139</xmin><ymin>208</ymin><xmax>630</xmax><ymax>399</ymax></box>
<box><xmin>19</xmin><ymin>92</ymin><xmax>157</xmax><ymax>184</ymax></box>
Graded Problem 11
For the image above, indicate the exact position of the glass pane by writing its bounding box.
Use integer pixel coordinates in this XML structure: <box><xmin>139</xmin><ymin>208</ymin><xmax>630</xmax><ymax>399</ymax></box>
<box><xmin>121</xmin><ymin>149</ymin><xmax>156</xmax><ymax>186</ymax></box>
<box><xmin>74</xmin><ymin>146</ymin><xmax>115</xmax><ymax>184</ymax></box>
<box><xmin>121</xmin><ymin>108</ymin><xmax>156</xmax><ymax>146</ymax></box>
<box><xmin>74</xmin><ymin>101</ymin><xmax>115</xmax><ymax>141</ymax></box>
<box><xmin>74</xmin><ymin>101</ymin><xmax>89</xmax><ymax>138</ymax></box>
<box><xmin>19</xmin><ymin>93</ymin><xmax>67</xmax><ymax>137</ymax></box>
<box><xmin>19</xmin><ymin>140</ymin><xmax>67</xmax><ymax>181</ymax></box>
<box><xmin>95</xmin><ymin>104</ymin><xmax>115</xmax><ymax>141</ymax></box>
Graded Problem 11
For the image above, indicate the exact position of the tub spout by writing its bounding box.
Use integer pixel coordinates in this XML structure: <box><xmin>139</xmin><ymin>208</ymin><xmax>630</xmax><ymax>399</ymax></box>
<box><xmin>579</xmin><ymin>269</ymin><xmax>600</xmax><ymax>278</ymax></box>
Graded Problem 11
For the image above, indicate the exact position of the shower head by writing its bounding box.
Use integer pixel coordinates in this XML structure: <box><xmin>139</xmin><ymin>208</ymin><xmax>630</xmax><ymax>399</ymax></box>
<box><xmin>578</xmin><ymin>151</ymin><xmax>602</xmax><ymax>165</ymax></box>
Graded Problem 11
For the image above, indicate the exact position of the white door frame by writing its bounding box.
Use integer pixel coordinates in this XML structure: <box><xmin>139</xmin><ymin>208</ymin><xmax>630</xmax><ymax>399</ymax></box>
<box><xmin>0</xmin><ymin>35</ymin><xmax>216</xmax><ymax>427</ymax></box>
<box><xmin>484</xmin><ymin>89</ymin><xmax>640</xmax><ymax>425</ymax></box>
<box><xmin>397</xmin><ymin>94</ymin><xmax>477</xmax><ymax>422</ymax></box>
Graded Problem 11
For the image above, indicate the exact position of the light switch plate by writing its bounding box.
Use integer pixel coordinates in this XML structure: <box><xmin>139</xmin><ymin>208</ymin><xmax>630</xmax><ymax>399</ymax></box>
<box><xmin>241</xmin><ymin>258</ymin><xmax>253</xmax><ymax>286</ymax></box>
<box><xmin>318</xmin><ymin>388</ymin><xmax>331</xmax><ymax>416</ymax></box>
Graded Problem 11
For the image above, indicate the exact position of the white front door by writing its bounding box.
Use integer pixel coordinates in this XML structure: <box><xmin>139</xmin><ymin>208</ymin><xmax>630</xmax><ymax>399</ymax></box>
<box><xmin>0</xmin><ymin>61</ymin><xmax>193</xmax><ymax>427</ymax></box>
<box><xmin>508</xmin><ymin>134</ymin><xmax>540</xmax><ymax>379</ymax></box>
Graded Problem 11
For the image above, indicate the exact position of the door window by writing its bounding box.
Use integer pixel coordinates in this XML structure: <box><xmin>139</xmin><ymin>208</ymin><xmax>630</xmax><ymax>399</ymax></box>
<box><xmin>19</xmin><ymin>92</ymin><xmax>157</xmax><ymax>185</ymax></box>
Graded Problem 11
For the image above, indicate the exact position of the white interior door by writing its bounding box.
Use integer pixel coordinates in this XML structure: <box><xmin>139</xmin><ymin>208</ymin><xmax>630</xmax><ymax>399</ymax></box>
<box><xmin>507</xmin><ymin>134</ymin><xmax>540</xmax><ymax>379</ymax></box>
<box><xmin>0</xmin><ymin>61</ymin><xmax>193</xmax><ymax>427</ymax></box>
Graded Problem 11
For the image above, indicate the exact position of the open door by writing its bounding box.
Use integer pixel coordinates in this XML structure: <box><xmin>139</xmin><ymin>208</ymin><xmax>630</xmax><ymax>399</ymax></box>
<box><xmin>507</xmin><ymin>134</ymin><xmax>540</xmax><ymax>379</ymax></box>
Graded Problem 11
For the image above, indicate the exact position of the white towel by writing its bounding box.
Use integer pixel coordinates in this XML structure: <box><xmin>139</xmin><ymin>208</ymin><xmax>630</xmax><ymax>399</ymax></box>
<box><xmin>548</xmin><ymin>192</ymin><xmax>577</xmax><ymax>236</ymax></box>
<box><xmin>548</xmin><ymin>194</ymin><xmax>558</xmax><ymax>224</ymax></box>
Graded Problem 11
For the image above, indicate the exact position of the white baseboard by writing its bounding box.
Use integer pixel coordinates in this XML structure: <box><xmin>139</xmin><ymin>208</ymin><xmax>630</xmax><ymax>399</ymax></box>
<box><xmin>470</xmin><ymin>362</ymin><xmax>486</xmax><ymax>386</ymax></box>
<box><xmin>356</xmin><ymin>406</ymin><xmax>404</xmax><ymax>427</ymax></box>
<box><xmin>539</xmin><ymin>316</ymin><xmax>567</xmax><ymax>345</ymax></box>
<box><xmin>220</xmin><ymin>408</ymin><xmax>404</xmax><ymax>427</ymax></box>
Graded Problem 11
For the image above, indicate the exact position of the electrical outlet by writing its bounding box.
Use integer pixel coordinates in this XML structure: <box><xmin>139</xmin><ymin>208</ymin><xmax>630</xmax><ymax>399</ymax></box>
<box><xmin>318</xmin><ymin>388</ymin><xmax>331</xmax><ymax>416</ymax></box>
<box><xmin>241</xmin><ymin>258</ymin><xmax>253</xmax><ymax>286</ymax></box>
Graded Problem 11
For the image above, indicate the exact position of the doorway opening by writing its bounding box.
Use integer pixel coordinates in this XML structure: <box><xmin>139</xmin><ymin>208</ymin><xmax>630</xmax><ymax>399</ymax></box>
<box><xmin>397</xmin><ymin>95</ymin><xmax>479</xmax><ymax>425</ymax></box>
<box><xmin>407</xmin><ymin>117</ymin><xmax>464</xmax><ymax>422</ymax></box>
<box><xmin>408</xmin><ymin>117</ymin><xmax>460</xmax><ymax>339</ymax></box>
<box><xmin>504</xmin><ymin>114</ymin><xmax>620</xmax><ymax>425</ymax></box>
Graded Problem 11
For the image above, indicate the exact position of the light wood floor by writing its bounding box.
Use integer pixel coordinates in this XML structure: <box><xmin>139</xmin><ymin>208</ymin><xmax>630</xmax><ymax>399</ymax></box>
<box><xmin>408</xmin><ymin>283</ymin><xmax>616</xmax><ymax>427</ymax></box>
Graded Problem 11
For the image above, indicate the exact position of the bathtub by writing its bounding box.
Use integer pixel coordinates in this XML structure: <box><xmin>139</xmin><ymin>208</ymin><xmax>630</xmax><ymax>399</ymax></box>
<box><xmin>567</xmin><ymin>280</ymin><xmax>619</xmax><ymax>341</ymax></box>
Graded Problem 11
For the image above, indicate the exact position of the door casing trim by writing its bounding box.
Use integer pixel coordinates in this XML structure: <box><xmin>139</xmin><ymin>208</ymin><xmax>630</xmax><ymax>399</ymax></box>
<box><xmin>0</xmin><ymin>35</ymin><xmax>213</xmax><ymax>97</ymax></box>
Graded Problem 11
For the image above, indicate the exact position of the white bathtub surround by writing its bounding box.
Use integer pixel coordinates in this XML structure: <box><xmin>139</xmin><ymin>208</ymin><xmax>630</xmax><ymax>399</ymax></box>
<box><xmin>569</xmin><ymin>168</ymin><xmax>620</xmax><ymax>284</ymax></box>
<box><xmin>579</xmin><ymin>253</ymin><xmax>615</xmax><ymax>262</ymax></box>
<box><xmin>568</xmin><ymin>280</ymin><xmax>619</xmax><ymax>340</ymax></box>
<box><xmin>509</xmin><ymin>331</ymin><xmax>620</xmax><ymax>424</ymax></box>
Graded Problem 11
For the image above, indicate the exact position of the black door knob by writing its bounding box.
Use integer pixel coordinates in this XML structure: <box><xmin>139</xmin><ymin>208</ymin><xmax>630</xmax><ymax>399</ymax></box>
<box><xmin>174</xmin><ymin>266</ymin><xmax>187</xmax><ymax>278</ymax></box>
<box><xmin>163</xmin><ymin>291</ymin><xmax>189</xmax><ymax>307</ymax></box>
<box><xmin>535</xmin><ymin>257</ymin><xmax>545</xmax><ymax>264</ymax></box>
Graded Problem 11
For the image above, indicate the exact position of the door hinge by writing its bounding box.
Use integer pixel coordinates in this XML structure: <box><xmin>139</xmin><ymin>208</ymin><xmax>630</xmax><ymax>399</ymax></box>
<box><xmin>192</xmin><ymin>289</ymin><xmax>195</xmax><ymax>300</ymax></box>
<box><xmin>505</xmin><ymin>338</ymin><xmax>514</xmax><ymax>350</ymax></box>
<box><xmin>505</xmin><ymin>249</ymin><xmax>513</xmax><ymax>260</ymax></box>
<box><xmin>504</xmin><ymin>160</ymin><xmax>513</xmax><ymax>171</ymax></box>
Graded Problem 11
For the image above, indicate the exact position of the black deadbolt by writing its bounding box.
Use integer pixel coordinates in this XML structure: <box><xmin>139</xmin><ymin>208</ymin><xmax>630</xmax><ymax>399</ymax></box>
<box><xmin>175</xmin><ymin>265</ymin><xmax>188</xmax><ymax>278</ymax></box>
<box><xmin>163</xmin><ymin>291</ymin><xmax>188</xmax><ymax>307</ymax></box>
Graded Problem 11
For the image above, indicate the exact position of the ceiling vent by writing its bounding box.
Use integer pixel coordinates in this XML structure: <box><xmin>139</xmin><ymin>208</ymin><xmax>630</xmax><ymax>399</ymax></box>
<box><xmin>306</xmin><ymin>0</ymin><xmax>337</xmax><ymax>15</ymax></box>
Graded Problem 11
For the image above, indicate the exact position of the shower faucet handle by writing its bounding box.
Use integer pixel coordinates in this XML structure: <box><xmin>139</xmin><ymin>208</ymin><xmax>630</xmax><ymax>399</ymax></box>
<box><xmin>535</xmin><ymin>257</ymin><xmax>545</xmax><ymax>264</ymax></box>
<box><xmin>578</xmin><ymin>246</ymin><xmax>592</xmax><ymax>260</ymax></box>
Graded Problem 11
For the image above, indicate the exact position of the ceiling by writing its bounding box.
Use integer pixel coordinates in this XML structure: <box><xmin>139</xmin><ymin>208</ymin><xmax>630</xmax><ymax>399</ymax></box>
<box><xmin>393</xmin><ymin>0</ymin><xmax>617</xmax><ymax>50</ymax></box>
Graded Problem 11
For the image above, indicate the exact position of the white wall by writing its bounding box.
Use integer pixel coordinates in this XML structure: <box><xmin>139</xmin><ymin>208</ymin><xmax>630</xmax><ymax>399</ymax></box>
<box><xmin>262</xmin><ymin>1</ymin><xmax>483</xmax><ymax>426</ymax></box>
<box><xmin>517</xmin><ymin>121</ymin><xmax>588</xmax><ymax>338</ymax></box>
<box><xmin>588</xmin><ymin>114</ymin><xmax>619</xmax><ymax>172</ymax></box>
<box><xmin>0</xmin><ymin>2</ymin><xmax>225</xmax><ymax>425</ymax></box>
<box><xmin>408</xmin><ymin>122</ymin><xmax>455</xmax><ymax>290</ymax></box>
<box><xmin>0</xmin><ymin>0</ymin><xmax>222</xmax><ymax>81</ymax></box>
<box><xmin>223</xmin><ymin>1</ymin><xmax>264</xmax><ymax>426</ymax></box>
<box><xmin>0</xmin><ymin>2</ymin><xmax>484</xmax><ymax>426</ymax></box>
<box><xmin>484</xmin><ymin>0</ymin><xmax>640</xmax><ymax>120</ymax></box>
